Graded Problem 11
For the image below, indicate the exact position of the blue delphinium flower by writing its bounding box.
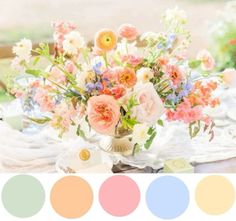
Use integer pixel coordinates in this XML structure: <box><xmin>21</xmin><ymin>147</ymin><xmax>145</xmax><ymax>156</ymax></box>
<box><xmin>95</xmin><ymin>82</ymin><xmax>103</xmax><ymax>91</ymax></box>
<box><xmin>86</xmin><ymin>82</ymin><xmax>96</xmax><ymax>92</ymax></box>
<box><xmin>177</xmin><ymin>81</ymin><xmax>193</xmax><ymax>100</ymax></box>
<box><xmin>166</xmin><ymin>33</ymin><xmax>176</xmax><ymax>49</ymax></box>
<box><xmin>93</xmin><ymin>61</ymin><xmax>103</xmax><ymax>75</ymax></box>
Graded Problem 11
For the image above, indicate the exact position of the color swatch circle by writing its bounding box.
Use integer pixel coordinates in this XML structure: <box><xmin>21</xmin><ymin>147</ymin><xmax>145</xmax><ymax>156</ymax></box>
<box><xmin>99</xmin><ymin>175</ymin><xmax>140</xmax><ymax>217</ymax></box>
<box><xmin>50</xmin><ymin>176</ymin><xmax>93</xmax><ymax>218</ymax></box>
<box><xmin>195</xmin><ymin>175</ymin><xmax>235</xmax><ymax>215</ymax></box>
<box><xmin>1</xmin><ymin>175</ymin><xmax>45</xmax><ymax>218</ymax></box>
<box><xmin>146</xmin><ymin>176</ymin><xmax>189</xmax><ymax>219</ymax></box>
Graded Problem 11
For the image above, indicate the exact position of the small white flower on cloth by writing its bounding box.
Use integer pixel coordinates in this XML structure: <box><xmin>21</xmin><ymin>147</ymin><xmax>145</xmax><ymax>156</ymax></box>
<box><xmin>132</xmin><ymin>123</ymin><xmax>150</xmax><ymax>146</ymax></box>
<box><xmin>63</xmin><ymin>31</ymin><xmax>85</xmax><ymax>55</ymax></box>
<box><xmin>137</xmin><ymin>67</ymin><xmax>154</xmax><ymax>83</ymax></box>
<box><xmin>12</xmin><ymin>38</ymin><xmax>32</xmax><ymax>61</ymax></box>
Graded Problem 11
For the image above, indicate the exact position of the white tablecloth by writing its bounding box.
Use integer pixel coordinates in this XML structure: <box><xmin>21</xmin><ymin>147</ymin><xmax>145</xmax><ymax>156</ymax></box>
<box><xmin>0</xmin><ymin>88</ymin><xmax>236</xmax><ymax>172</ymax></box>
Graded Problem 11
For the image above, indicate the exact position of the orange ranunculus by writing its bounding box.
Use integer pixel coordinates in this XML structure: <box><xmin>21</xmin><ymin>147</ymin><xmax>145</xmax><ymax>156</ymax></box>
<box><xmin>95</xmin><ymin>29</ymin><xmax>117</xmax><ymax>52</ymax></box>
<box><xmin>118</xmin><ymin>67</ymin><xmax>137</xmax><ymax>88</ymax></box>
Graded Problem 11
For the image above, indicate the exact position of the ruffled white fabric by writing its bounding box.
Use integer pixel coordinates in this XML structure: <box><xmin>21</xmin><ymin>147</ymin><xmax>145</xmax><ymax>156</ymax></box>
<box><xmin>0</xmin><ymin>87</ymin><xmax>236</xmax><ymax>172</ymax></box>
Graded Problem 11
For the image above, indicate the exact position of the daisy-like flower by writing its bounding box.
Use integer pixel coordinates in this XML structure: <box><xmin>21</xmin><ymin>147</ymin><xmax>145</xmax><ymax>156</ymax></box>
<box><xmin>63</xmin><ymin>31</ymin><xmax>85</xmax><ymax>55</ymax></box>
<box><xmin>12</xmin><ymin>38</ymin><xmax>32</xmax><ymax>61</ymax></box>
<box><xmin>137</xmin><ymin>67</ymin><xmax>154</xmax><ymax>83</ymax></box>
<box><xmin>118</xmin><ymin>67</ymin><xmax>137</xmax><ymax>88</ymax></box>
<box><xmin>95</xmin><ymin>29</ymin><xmax>117</xmax><ymax>52</ymax></box>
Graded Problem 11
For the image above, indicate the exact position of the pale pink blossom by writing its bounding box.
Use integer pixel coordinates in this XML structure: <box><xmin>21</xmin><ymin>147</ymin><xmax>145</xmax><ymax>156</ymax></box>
<box><xmin>222</xmin><ymin>68</ymin><xmax>236</xmax><ymax>87</ymax></box>
<box><xmin>121</xmin><ymin>55</ymin><xmax>143</xmax><ymax>66</ymax></box>
<box><xmin>34</xmin><ymin>86</ymin><xmax>55</xmax><ymax>112</ymax></box>
<box><xmin>65</xmin><ymin>61</ymin><xmax>77</xmax><ymax>74</ymax></box>
<box><xmin>52</xmin><ymin>21</ymin><xmax>77</xmax><ymax>53</ymax></box>
<box><xmin>87</xmin><ymin>95</ymin><xmax>120</xmax><ymax>135</ymax></box>
<box><xmin>165</xmin><ymin>64</ymin><xmax>184</xmax><ymax>85</ymax></box>
<box><xmin>50</xmin><ymin>103</ymin><xmax>78</xmax><ymax>134</ymax></box>
<box><xmin>118</xmin><ymin>24</ymin><xmax>138</xmax><ymax>41</ymax></box>
<box><xmin>132</xmin><ymin>83</ymin><xmax>165</xmax><ymax>126</ymax></box>
<box><xmin>48</xmin><ymin>66</ymin><xmax>66</xmax><ymax>84</ymax></box>
<box><xmin>196</xmin><ymin>49</ymin><xmax>215</xmax><ymax>71</ymax></box>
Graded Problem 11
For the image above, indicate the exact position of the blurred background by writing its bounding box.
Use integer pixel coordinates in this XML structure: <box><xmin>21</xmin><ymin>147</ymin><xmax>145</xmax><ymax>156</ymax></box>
<box><xmin>0</xmin><ymin>0</ymin><xmax>232</xmax><ymax>86</ymax></box>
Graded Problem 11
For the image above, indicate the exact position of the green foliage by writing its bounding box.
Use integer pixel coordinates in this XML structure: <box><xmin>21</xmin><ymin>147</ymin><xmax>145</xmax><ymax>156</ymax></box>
<box><xmin>209</xmin><ymin>4</ymin><xmax>236</xmax><ymax>70</ymax></box>
<box><xmin>121</xmin><ymin>95</ymin><xmax>139</xmax><ymax>129</ymax></box>
<box><xmin>144</xmin><ymin>127</ymin><xmax>157</xmax><ymax>150</ymax></box>
<box><xmin>28</xmin><ymin>117</ymin><xmax>51</xmax><ymax>124</ymax></box>
<box><xmin>188</xmin><ymin>60</ymin><xmax>201</xmax><ymax>69</ymax></box>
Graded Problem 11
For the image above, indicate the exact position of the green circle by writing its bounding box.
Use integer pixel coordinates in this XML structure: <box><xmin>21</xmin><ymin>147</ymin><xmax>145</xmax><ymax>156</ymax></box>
<box><xmin>2</xmin><ymin>175</ymin><xmax>45</xmax><ymax>218</ymax></box>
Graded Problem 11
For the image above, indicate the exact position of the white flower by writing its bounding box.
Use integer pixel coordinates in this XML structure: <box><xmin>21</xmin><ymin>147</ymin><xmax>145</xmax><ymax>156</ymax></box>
<box><xmin>163</xmin><ymin>7</ymin><xmax>187</xmax><ymax>25</ymax></box>
<box><xmin>11</xmin><ymin>57</ymin><xmax>24</xmax><ymax>72</ymax></box>
<box><xmin>222</xmin><ymin>68</ymin><xmax>236</xmax><ymax>88</ymax></box>
<box><xmin>137</xmin><ymin>67</ymin><xmax>154</xmax><ymax>83</ymax></box>
<box><xmin>76</xmin><ymin>71</ymin><xmax>90</xmax><ymax>90</ymax></box>
<box><xmin>91</xmin><ymin>56</ymin><xmax>106</xmax><ymax>74</ymax></box>
<box><xmin>116</xmin><ymin>39</ymin><xmax>137</xmax><ymax>55</ymax></box>
<box><xmin>140</xmin><ymin>31</ymin><xmax>158</xmax><ymax>42</ymax></box>
<box><xmin>12</xmin><ymin>38</ymin><xmax>32</xmax><ymax>61</ymax></box>
<box><xmin>132</xmin><ymin>123</ymin><xmax>150</xmax><ymax>146</ymax></box>
<box><xmin>63</xmin><ymin>31</ymin><xmax>85</xmax><ymax>55</ymax></box>
<box><xmin>132</xmin><ymin>83</ymin><xmax>165</xmax><ymax>126</ymax></box>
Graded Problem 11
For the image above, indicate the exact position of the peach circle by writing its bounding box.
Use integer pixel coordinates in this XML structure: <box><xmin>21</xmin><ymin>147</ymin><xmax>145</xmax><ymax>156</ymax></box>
<box><xmin>195</xmin><ymin>175</ymin><xmax>235</xmax><ymax>215</ymax></box>
<box><xmin>99</xmin><ymin>175</ymin><xmax>140</xmax><ymax>217</ymax></box>
<box><xmin>50</xmin><ymin>176</ymin><xmax>93</xmax><ymax>218</ymax></box>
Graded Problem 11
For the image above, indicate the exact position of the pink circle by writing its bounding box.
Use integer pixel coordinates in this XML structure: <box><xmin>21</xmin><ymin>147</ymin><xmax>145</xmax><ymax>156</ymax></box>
<box><xmin>99</xmin><ymin>175</ymin><xmax>140</xmax><ymax>217</ymax></box>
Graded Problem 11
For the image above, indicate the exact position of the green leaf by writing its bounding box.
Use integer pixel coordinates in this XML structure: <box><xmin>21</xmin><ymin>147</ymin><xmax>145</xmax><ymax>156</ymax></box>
<box><xmin>157</xmin><ymin>119</ymin><xmax>164</xmax><ymax>127</ymax></box>
<box><xmin>144</xmin><ymin>131</ymin><xmax>157</xmax><ymax>150</ymax></box>
<box><xmin>25</xmin><ymin>69</ymin><xmax>44</xmax><ymax>77</ymax></box>
<box><xmin>76</xmin><ymin>125</ymin><xmax>86</xmax><ymax>139</ymax></box>
<box><xmin>28</xmin><ymin>117</ymin><xmax>51</xmax><ymax>124</ymax></box>
<box><xmin>189</xmin><ymin>60</ymin><xmax>201</xmax><ymax>69</ymax></box>
<box><xmin>33</xmin><ymin>56</ymin><xmax>40</xmax><ymax>66</ymax></box>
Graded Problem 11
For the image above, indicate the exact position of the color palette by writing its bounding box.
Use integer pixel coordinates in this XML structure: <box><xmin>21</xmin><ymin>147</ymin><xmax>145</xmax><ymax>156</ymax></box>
<box><xmin>99</xmin><ymin>175</ymin><xmax>140</xmax><ymax>216</ymax></box>
<box><xmin>50</xmin><ymin>176</ymin><xmax>93</xmax><ymax>218</ymax></box>
<box><xmin>146</xmin><ymin>176</ymin><xmax>189</xmax><ymax>219</ymax></box>
<box><xmin>2</xmin><ymin>175</ymin><xmax>45</xmax><ymax>218</ymax></box>
<box><xmin>0</xmin><ymin>174</ymin><xmax>236</xmax><ymax>220</ymax></box>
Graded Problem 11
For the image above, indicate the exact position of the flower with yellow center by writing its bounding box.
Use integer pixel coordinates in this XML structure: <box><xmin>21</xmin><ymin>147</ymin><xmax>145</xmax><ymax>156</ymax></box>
<box><xmin>95</xmin><ymin>29</ymin><xmax>117</xmax><ymax>52</ymax></box>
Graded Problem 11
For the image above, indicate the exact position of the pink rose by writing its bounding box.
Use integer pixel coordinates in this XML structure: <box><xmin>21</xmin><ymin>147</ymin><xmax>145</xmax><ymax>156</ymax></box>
<box><xmin>121</xmin><ymin>55</ymin><xmax>143</xmax><ymax>66</ymax></box>
<box><xmin>196</xmin><ymin>49</ymin><xmax>215</xmax><ymax>71</ymax></box>
<box><xmin>87</xmin><ymin>95</ymin><xmax>120</xmax><ymax>135</ymax></box>
<box><xmin>118</xmin><ymin>24</ymin><xmax>138</xmax><ymax>41</ymax></box>
<box><xmin>132</xmin><ymin>83</ymin><xmax>165</xmax><ymax>125</ymax></box>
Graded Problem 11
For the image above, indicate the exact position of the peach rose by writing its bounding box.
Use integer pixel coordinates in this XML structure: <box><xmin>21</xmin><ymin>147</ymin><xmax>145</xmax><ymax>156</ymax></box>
<box><xmin>196</xmin><ymin>49</ymin><xmax>215</xmax><ymax>71</ymax></box>
<box><xmin>132</xmin><ymin>83</ymin><xmax>165</xmax><ymax>125</ymax></box>
<box><xmin>118</xmin><ymin>24</ymin><xmax>138</xmax><ymax>41</ymax></box>
<box><xmin>87</xmin><ymin>95</ymin><xmax>120</xmax><ymax>135</ymax></box>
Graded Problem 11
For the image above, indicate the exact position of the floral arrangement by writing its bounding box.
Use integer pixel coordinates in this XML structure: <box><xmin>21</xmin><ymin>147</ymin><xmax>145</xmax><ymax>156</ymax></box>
<box><xmin>11</xmin><ymin>8</ymin><xmax>220</xmax><ymax>154</ymax></box>
<box><xmin>209</xmin><ymin>1</ymin><xmax>236</xmax><ymax>70</ymax></box>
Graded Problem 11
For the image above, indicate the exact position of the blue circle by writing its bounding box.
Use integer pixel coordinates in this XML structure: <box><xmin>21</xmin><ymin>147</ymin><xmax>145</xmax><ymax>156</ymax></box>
<box><xmin>146</xmin><ymin>176</ymin><xmax>189</xmax><ymax>219</ymax></box>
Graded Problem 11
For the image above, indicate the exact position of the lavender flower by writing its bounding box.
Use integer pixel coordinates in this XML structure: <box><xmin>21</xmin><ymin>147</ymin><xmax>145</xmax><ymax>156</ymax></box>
<box><xmin>92</xmin><ymin>61</ymin><xmax>103</xmax><ymax>75</ymax></box>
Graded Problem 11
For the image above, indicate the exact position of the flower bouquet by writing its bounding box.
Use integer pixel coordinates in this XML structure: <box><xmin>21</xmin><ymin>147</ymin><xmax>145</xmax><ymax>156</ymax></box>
<box><xmin>11</xmin><ymin>8</ymin><xmax>220</xmax><ymax>156</ymax></box>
